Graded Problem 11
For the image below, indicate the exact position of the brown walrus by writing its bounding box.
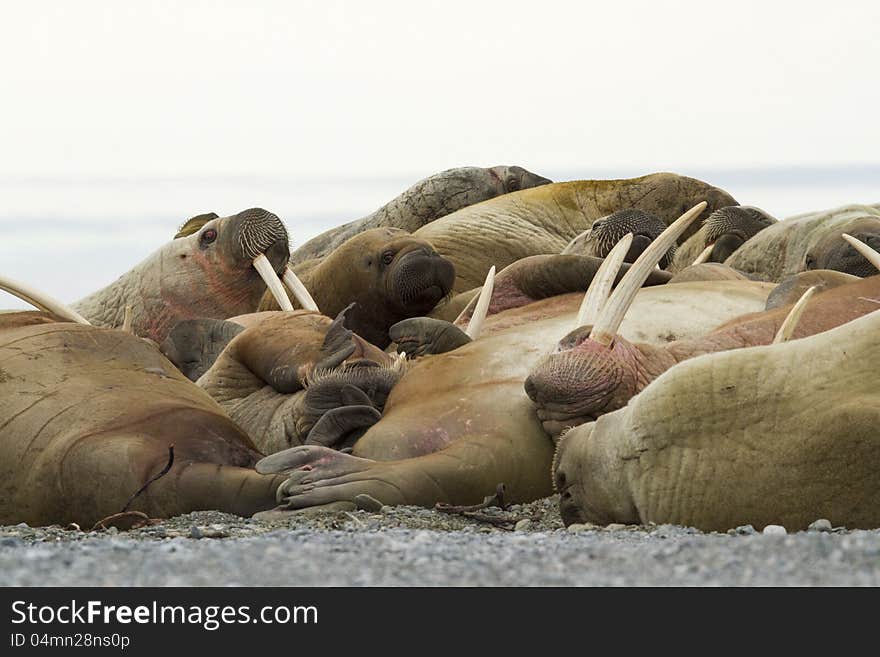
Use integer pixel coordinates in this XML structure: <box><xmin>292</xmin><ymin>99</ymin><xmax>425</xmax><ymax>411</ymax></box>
<box><xmin>72</xmin><ymin>208</ymin><xmax>293</xmax><ymax>344</ymax></box>
<box><xmin>249</xmin><ymin>205</ymin><xmax>773</xmax><ymax>513</ymax></box>
<box><xmin>258</xmin><ymin>228</ymin><xmax>455</xmax><ymax>348</ymax></box>
<box><xmin>0</xmin><ymin>310</ymin><xmax>285</xmax><ymax>527</ymax></box>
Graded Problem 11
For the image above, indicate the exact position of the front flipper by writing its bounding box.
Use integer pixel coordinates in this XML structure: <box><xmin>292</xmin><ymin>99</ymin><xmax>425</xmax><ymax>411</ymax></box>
<box><xmin>389</xmin><ymin>317</ymin><xmax>472</xmax><ymax>358</ymax></box>
<box><xmin>161</xmin><ymin>318</ymin><xmax>245</xmax><ymax>381</ymax></box>
<box><xmin>304</xmin><ymin>385</ymin><xmax>382</xmax><ymax>450</ymax></box>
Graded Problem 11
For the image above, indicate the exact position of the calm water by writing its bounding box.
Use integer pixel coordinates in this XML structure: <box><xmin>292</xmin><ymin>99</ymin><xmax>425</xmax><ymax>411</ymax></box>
<box><xmin>1</xmin><ymin>167</ymin><xmax>878</xmax><ymax>309</ymax></box>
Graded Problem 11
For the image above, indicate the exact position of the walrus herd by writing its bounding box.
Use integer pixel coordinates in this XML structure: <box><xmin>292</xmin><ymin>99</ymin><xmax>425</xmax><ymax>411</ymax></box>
<box><xmin>2</xmin><ymin>165</ymin><xmax>879</xmax><ymax>532</ymax></box>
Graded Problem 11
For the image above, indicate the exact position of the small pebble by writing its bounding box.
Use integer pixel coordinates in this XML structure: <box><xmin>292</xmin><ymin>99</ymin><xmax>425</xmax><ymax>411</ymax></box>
<box><xmin>762</xmin><ymin>525</ymin><xmax>787</xmax><ymax>536</ymax></box>
<box><xmin>734</xmin><ymin>525</ymin><xmax>756</xmax><ymax>535</ymax></box>
<box><xmin>566</xmin><ymin>523</ymin><xmax>588</xmax><ymax>533</ymax></box>
<box><xmin>605</xmin><ymin>523</ymin><xmax>626</xmax><ymax>531</ymax></box>
<box><xmin>808</xmin><ymin>519</ymin><xmax>833</xmax><ymax>533</ymax></box>
<box><xmin>514</xmin><ymin>519</ymin><xmax>532</xmax><ymax>531</ymax></box>
<box><xmin>189</xmin><ymin>525</ymin><xmax>203</xmax><ymax>539</ymax></box>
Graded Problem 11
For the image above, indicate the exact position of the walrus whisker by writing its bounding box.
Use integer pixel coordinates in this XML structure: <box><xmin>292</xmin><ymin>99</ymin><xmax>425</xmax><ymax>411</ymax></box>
<box><xmin>576</xmin><ymin>233</ymin><xmax>632</xmax><ymax>329</ymax></box>
<box><xmin>692</xmin><ymin>243</ymin><xmax>716</xmax><ymax>266</ymax></box>
<box><xmin>842</xmin><ymin>233</ymin><xmax>880</xmax><ymax>272</ymax></box>
<box><xmin>435</xmin><ymin>483</ymin><xmax>508</xmax><ymax>513</ymax></box>
<box><xmin>282</xmin><ymin>267</ymin><xmax>320</xmax><ymax>312</ymax></box>
<box><xmin>589</xmin><ymin>201</ymin><xmax>707</xmax><ymax>346</ymax></box>
<box><xmin>90</xmin><ymin>511</ymin><xmax>153</xmax><ymax>533</ymax></box>
<box><xmin>253</xmin><ymin>254</ymin><xmax>294</xmax><ymax>311</ymax></box>
<box><xmin>0</xmin><ymin>274</ymin><xmax>91</xmax><ymax>325</ymax></box>
<box><xmin>120</xmin><ymin>444</ymin><xmax>175</xmax><ymax>513</ymax></box>
<box><xmin>773</xmin><ymin>286</ymin><xmax>818</xmax><ymax>344</ymax></box>
<box><xmin>465</xmin><ymin>265</ymin><xmax>495</xmax><ymax>340</ymax></box>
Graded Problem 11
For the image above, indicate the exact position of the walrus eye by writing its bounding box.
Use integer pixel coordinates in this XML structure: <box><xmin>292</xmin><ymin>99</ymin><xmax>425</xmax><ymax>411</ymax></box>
<box><xmin>200</xmin><ymin>229</ymin><xmax>217</xmax><ymax>247</ymax></box>
<box><xmin>506</xmin><ymin>177</ymin><xmax>520</xmax><ymax>191</ymax></box>
<box><xmin>592</xmin><ymin>220</ymin><xmax>604</xmax><ymax>230</ymax></box>
<box><xmin>805</xmin><ymin>254</ymin><xmax>816</xmax><ymax>269</ymax></box>
<box><xmin>381</xmin><ymin>251</ymin><xmax>395</xmax><ymax>266</ymax></box>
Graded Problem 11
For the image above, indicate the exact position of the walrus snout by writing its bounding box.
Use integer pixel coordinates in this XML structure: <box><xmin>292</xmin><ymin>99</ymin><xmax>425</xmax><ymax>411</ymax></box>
<box><xmin>230</xmin><ymin>208</ymin><xmax>290</xmax><ymax>266</ymax></box>
<box><xmin>392</xmin><ymin>249</ymin><xmax>456</xmax><ymax>312</ymax></box>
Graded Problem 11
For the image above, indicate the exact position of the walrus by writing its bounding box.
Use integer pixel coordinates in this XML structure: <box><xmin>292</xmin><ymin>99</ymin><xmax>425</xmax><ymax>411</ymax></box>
<box><xmin>670</xmin><ymin>206</ymin><xmax>777</xmax><ymax>272</ymax></box>
<box><xmin>725</xmin><ymin>204</ymin><xmax>880</xmax><ymax>281</ymax></box>
<box><xmin>288</xmin><ymin>165</ymin><xmax>552</xmax><ymax>266</ymax></box>
<box><xmin>249</xmin><ymin>205</ymin><xmax>772</xmax><ymax>513</ymax></box>
<box><xmin>413</xmin><ymin>172</ymin><xmax>738</xmax><ymax>293</ymax></box>
<box><xmin>0</xmin><ymin>282</ymin><xmax>287</xmax><ymax>527</ymax></box>
<box><xmin>71</xmin><ymin>208</ymin><xmax>294</xmax><ymax>344</ymax></box>
<box><xmin>552</xmin><ymin>305</ymin><xmax>880</xmax><ymax>531</ymax></box>
<box><xmin>524</xmin><ymin>238</ymin><xmax>880</xmax><ymax>439</ymax></box>
<box><xmin>257</xmin><ymin>228</ymin><xmax>455</xmax><ymax>348</ymax></box>
<box><xmin>193</xmin><ymin>308</ymin><xmax>407</xmax><ymax>455</ymax></box>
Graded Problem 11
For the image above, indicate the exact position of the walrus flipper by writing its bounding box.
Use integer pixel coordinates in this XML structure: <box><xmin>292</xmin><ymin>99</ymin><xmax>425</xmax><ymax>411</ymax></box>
<box><xmin>161</xmin><ymin>318</ymin><xmax>246</xmax><ymax>381</ymax></box>
<box><xmin>389</xmin><ymin>317</ymin><xmax>472</xmax><ymax>358</ymax></box>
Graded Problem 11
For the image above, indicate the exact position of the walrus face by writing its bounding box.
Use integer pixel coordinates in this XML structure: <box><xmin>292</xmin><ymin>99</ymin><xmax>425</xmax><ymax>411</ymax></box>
<box><xmin>701</xmin><ymin>206</ymin><xmax>776</xmax><ymax>263</ymax></box>
<box><xmin>524</xmin><ymin>327</ymin><xmax>640</xmax><ymax>439</ymax></box>
<box><xmin>564</xmin><ymin>209</ymin><xmax>675</xmax><ymax>269</ymax></box>
<box><xmin>376</xmin><ymin>236</ymin><xmax>456</xmax><ymax>316</ymax></box>
<box><xmin>488</xmin><ymin>165</ymin><xmax>552</xmax><ymax>193</ymax></box>
<box><xmin>804</xmin><ymin>220</ymin><xmax>880</xmax><ymax>277</ymax></box>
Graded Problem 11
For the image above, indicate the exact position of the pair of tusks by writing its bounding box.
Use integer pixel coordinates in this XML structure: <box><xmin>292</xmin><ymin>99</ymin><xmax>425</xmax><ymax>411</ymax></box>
<box><xmin>0</xmin><ymin>275</ymin><xmax>91</xmax><ymax>325</ymax></box>
<box><xmin>575</xmin><ymin>201</ymin><xmax>709</xmax><ymax>345</ymax></box>
<box><xmin>770</xmin><ymin>234</ymin><xmax>880</xmax><ymax>344</ymax></box>
<box><xmin>252</xmin><ymin>255</ymin><xmax>319</xmax><ymax>312</ymax></box>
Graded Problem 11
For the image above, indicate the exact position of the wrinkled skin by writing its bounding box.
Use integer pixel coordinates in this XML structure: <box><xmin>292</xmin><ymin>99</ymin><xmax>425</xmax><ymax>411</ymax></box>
<box><xmin>562</xmin><ymin>209</ymin><xmax>675</xmax><ymax>269</ymax></box>
<box><xmin>672</xmin><ymin>206</ymin><xmax>776</xmax><ymax>272</ymax></box>
<box><xmin>415</xmin><ymin>172</ymin><xmax>737</xmax><ymax>293</ymax></box>
<box><xmin>553</xmin><ymin>309</ymin><xmax>880</xmax><ymax>531</ymax></box>
<box><xmin>725</xmin><ymin>204</ymin><xmax>880</xmax><ymax>281</ymax></box>
<box><xmin>252</xmin><ymin>277</ymin><xmax>772</xmax><ymax>516</ymax></box>
<box><xmin>73</xmin><ymin>208</ymin><xmax>290</xmax><ymax>343</ymax></box>
<box><xmin>196</xmin><ymin>310</ymin><xmax>405</xmax><ymax>455</ymax></box>
<box><xmin>526</xmin><ymin>275</ymin><xmax>880</xmax><ymax>439</ymax></box>
<box><xmin>0</xmin><ymin>313</ymin><xmax>284</xmax><ymax>527</ymax></box>
<box><xmin>290</xmin><ymin>165</ymin><xmax>552</xmax><ymax>266</ymax></box>
<box><xmin>259</xmin><ymin>228</ymin><xmax>455</xmax><ymax>348</ymax></box>
<box><xmin>764</xmin><ymin>269</ymin><xmax>860</xmax><ymax>310</ymax></box>
<box><xmin>667</xmin><ymin>263</ymin><xmax>750</xmax><ymax>284</ymax></box>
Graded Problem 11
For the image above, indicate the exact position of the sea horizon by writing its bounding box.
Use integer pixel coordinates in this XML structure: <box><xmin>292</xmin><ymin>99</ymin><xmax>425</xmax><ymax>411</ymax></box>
<box><xmin>1</xmin><ymin>164</ymin><xmax>878</xmax><ymax>309</ymax></box>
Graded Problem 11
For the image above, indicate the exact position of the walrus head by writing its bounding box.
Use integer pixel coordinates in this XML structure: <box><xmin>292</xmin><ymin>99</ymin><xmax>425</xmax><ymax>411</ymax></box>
<box><xmin>804</xmin><ymin>217</ymin><xmax>880</xmax><ymax>277</ymax></box>
<box><xmin>563</xmin><ymin>209</ymin><xmax>675</xmax><ymax>269</ymax></box>
<box><xmin>378</xmin><ymin>231</ymin><xmax>456</xmax><ymax>316</ymax></box>
<box><xmin>487</xmin><ymin>165</ymin><xmax>552</xmax><ymax>193</ymax></box>
<box><xmin>700</xmin><ymin>206</ymin><xmax>776</xmax><ymax>264</ymax></box>
<box><xmin>525</xmin><ymin>203</ymin><xmax>707</xmax><ymax>439</ymax></box>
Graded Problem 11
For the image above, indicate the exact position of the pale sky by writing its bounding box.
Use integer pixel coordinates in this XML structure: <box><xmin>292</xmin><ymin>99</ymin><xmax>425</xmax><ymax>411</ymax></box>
<box><xmin>2</xmin><ymin>0</ymin><xmax>879</xmax><ymax>178</ymax></box>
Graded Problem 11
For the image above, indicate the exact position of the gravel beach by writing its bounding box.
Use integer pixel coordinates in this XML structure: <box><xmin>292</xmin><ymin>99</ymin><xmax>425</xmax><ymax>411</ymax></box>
<box><xmin>2</xmin><ymin>496</ymin><xmax>879</xmax><ymax>586</ymax></box>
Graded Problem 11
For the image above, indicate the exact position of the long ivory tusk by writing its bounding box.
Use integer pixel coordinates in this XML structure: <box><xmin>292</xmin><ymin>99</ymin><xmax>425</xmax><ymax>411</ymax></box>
<box><xmin>465</xmin><ymin>265</ymin><xmax>496</xmax><ymax>340</ymax></box>
<box><xmin>692</xmin><ymin>243</ymin><xmax>715</xmax><ymax>266</ymax></box>
<box><xmin>0</xmin><ymin>274</ymin><xmax>91</xmax><ymax>325</ymax></box>
<box><xmin>842</xmin><ymin>234</ymin><xmax>880</xmax><ymax>272</ymax></box>
<box><xmin>282</xmin><ymin>267</ymin><xmax>319</xmax><ymax>312</ymax></box>
<box><xmin>589</xmin><ymin>201</ymin><xmax>708</xmax><ymax>346</ymax></box>
<box><xmin>772</xmin><ymin>285</ymin><xmax>817</xmax><ymax>344</ymax></box>
<box><xmin>253</xmin><ymin>254</ymin><xmax>294</xmax><ymax>311</ymax></box>
<box><xmin>575</xmin><ymin>233</ymin><xmax>633</xmax><ymax>328</ymax></box>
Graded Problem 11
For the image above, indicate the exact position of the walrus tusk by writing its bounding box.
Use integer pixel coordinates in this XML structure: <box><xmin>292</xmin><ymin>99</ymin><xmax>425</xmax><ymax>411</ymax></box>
<box><xmin>122</xmin><ymin>305</ymin><xmax>133</xmax><ymax>333</ymax></box>
<box><xmin>842</xmin><ymin>234</ymin><xmax>880</xmax><ymax>272</ymax></box>
<box><xmin>692</xmin><ymin>243</ymin><xmax>715</xmax><ymax>266</ymax></box>
<box><xmin>772</xmin><ymin>285</ymin><xmax>817</xmax><ymax>344</ymax></box>
<box><xmin>589</xmin><ymin>201</ymin><xmax>708</xmax><ymax>346</ymax></box>
<box><xmin>253</xmin><ymin>254</ymin><xmax>294</xmax><ymax>311</ymax></box>
<box><xmin>465</xmin><ymin>266</ymin><xmax>496</xmax><ymax>340</ymax></box>
<box><xmin>282</xmin><ymin>267</ymin><xmax>320</xmax><ymax>312</ymax></box>
<box><xmin>576</xmin><ymin>233</ymin><xmax>633</xmax><ymax>329</ymax></box>
<box><xmin>0</xmin><ymin>274</ymin><xmax>91</xmax><ymax>325</ymax></box>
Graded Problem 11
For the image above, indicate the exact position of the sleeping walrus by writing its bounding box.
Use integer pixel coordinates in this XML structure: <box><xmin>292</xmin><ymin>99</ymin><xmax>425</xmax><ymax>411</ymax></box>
<box><xmin>0</xmin><ymin>281</ymin><xmax>286</xmax><ymax>527</ymax></box>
